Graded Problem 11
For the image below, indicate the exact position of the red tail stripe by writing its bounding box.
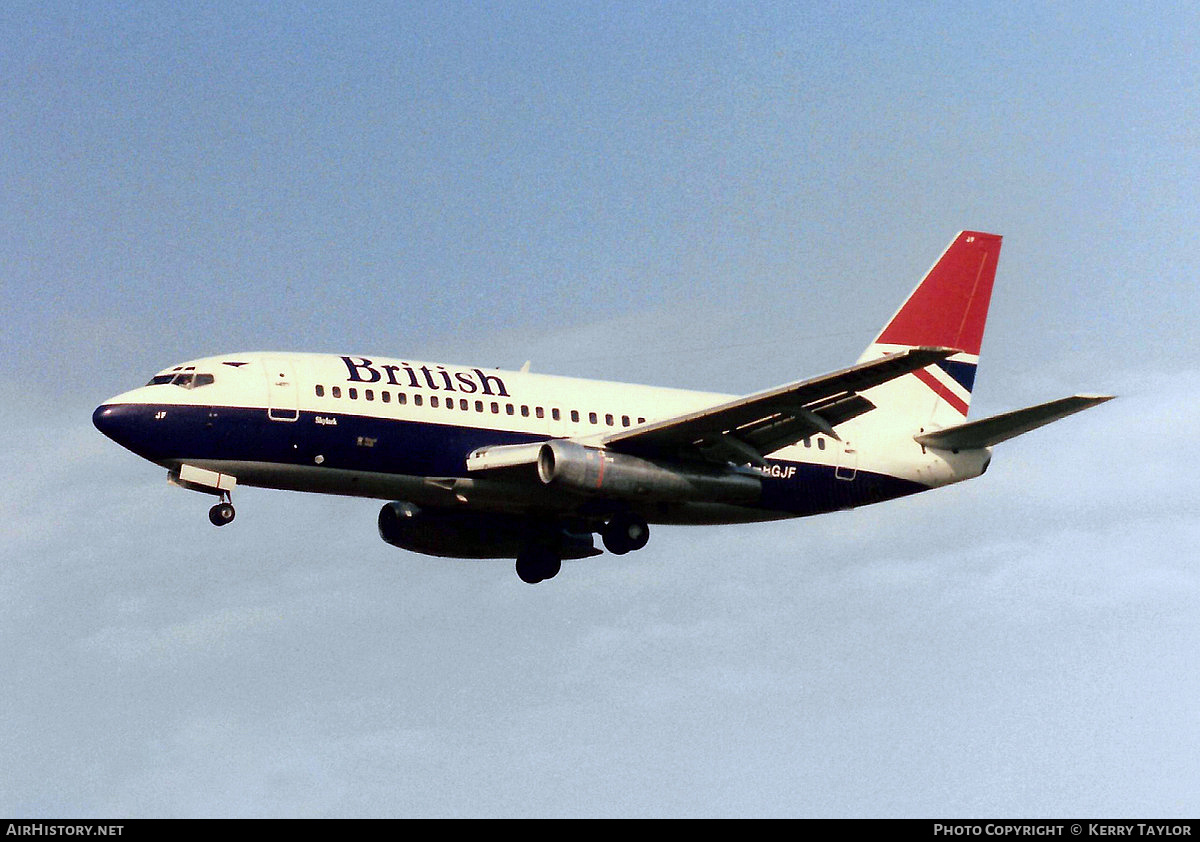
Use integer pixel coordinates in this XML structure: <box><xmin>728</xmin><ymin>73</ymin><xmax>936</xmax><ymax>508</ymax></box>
<box><xmin>913</xmin><ymin>368</ymin><xmax>969</xmax><ymax>416</ymax></box>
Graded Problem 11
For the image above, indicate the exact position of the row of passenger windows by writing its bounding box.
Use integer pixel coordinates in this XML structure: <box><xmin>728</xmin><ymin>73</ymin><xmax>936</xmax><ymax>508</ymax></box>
<box><xmin>314</xmin><ymin>384</ymin><xmax>646</xmax><ymax>428</ymax></box>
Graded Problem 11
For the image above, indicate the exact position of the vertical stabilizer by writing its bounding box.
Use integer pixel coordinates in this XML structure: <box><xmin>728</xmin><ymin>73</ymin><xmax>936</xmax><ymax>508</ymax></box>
<box><xmin>857</xmin><ymin>231</ymin><xmax>1002</xmax><ymax>429</ymax></box>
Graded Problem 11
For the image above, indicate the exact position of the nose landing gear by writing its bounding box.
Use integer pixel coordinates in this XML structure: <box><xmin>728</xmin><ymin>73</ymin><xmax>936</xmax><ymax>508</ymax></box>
<box><xmin>169</xmin><ymin>465</ymin><xmax>238</xmax><ymax>527</ymax></box>
<box><xmin>208</xmin><ymin>492</ymin><xmax>236</xmax><ymax>526</ymax></box>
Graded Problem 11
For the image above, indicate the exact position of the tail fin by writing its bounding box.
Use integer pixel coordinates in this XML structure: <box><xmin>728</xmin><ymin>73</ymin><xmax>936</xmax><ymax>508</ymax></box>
<box><xmin>858</xmin><ymin>231</ymin><xmax>1002</xmax><ymax>429</ymax></box>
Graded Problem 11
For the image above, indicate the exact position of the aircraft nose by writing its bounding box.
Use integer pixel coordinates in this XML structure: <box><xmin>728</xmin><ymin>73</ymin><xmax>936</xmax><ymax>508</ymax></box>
<box><xmin>93</xmin><ymin>403</ymin><xmax>121</xmax><ymax>440</ymax></box>
<box><xmin>93</xmin><ymin>399</ymin><xmax>175</xmax><ymax>461</ymax></box>
<box><xmin>92</xmin><ymin>402</ymin><xmax>141</xmax><ymax>447</ymax></box>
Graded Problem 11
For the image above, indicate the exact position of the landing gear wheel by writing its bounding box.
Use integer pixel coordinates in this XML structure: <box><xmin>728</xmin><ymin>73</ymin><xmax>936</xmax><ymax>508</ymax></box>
<box><xmin>515</xmin><ymin>546</ymin><xmax>562</xmax><ymax>584</ymax></box>
<box><xmin>208</xmin><ymin>502</ymin><xmax>236</xmax><ymax>526</ymax></box>
<box><xmin>602</xmin><ymin>515</ymin><xmax>649</xmax><ymax>555</ymax></box>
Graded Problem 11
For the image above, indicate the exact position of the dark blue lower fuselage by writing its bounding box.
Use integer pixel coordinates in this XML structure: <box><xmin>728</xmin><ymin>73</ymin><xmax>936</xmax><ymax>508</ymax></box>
<box><xmin>93</xmin><ymin>402</ymin><xmax>928</xmax><ymax>521</ymax></box>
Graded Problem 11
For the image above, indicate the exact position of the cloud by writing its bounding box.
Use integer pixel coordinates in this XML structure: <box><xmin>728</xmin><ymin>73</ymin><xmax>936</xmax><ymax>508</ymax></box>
<box><xmin>3</xmin><ymin>346</ymin><xmax>1197</xmax><ymax>818</ymax></box>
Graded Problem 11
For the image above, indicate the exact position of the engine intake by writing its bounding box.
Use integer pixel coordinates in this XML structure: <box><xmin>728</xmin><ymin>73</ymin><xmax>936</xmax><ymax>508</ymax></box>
<box><xmin>536</xmin><ymin>440</ymin><xmax>760</xmax><ymax>503</ymax></box>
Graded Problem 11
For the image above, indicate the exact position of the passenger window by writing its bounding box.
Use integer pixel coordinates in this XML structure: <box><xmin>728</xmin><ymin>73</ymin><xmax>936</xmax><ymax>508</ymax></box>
<box><xmin>382</xmin><ymin>391</ymin><xmax>391</xmax><ymax>403</ymax></box>
<box><xmin>817</xmin><ymin>438</ymin><xmax>825</xmax><ymax>451</ymax></box>
<box><xmin>589</xmin><ymin>412</ymin><xmax>598</xmax><ymax>424</ymax></box>
<box><xmin>349</xmin><ymin>388</ymin><xmax>358</xmax><ymax>400</ymax></box>
<box><xmin>315</xmin><ymin>385</ymin><xmax>325</xmax><ymax>397</ymax></box>
<box><xmin>506</xmin><ymin>404</ymin><xmax>514</xmax><ymax>416</ymax></box>
<box><xmin>332</xmin><ymin>386</ymin><xmax>342</xmax><ymax>398</ymax></box>
<box><xmin>803</xmin><ymin>437</ymin><xmax>811</xmax><ymax>448</ymax></box>
<box><xmin>460</xmin><ymin>399</ymin><xmax>468</xmax><ymax>410</ymax></box>
<box><xmin>571</xmin><ymin>410</ymin><xmax>580</xmax><ymax>423</ymax></box>
<box><xmin>414</xmin><ymin>394</ymin><xmax>423</xmax><ymax>406</ymax></box>
<box><xmin>521</xmin><ymin>406</ymin><xmax>530</xmax><ymax>418</ymax></box>
<box><xmin>637</xmin><ymin>417</ymin><xmax>645</xmax><ymax>424</ymax></box>
<box><xmin>552</xmin><ymin>408</ymin><xmax>561</xmax><ymax>421</ymax></box>
<box><xmin>431</xmin><ymin>396</ymin><xmax>439</xmax><ymax>408</ymax></box>
<box><xmin>622</xmin><ymin>415</ymin><xmax>630</xmax><ymax>427</ymax></box>
<box><xmin>605</xmin><ymin>413</ymin><xmax>613</xmax><ymax>426</ymax></box>
<box><xmin>535</xmin><ymin>407</ymin><xmax>544</xmax><ymax>419</ymax></box>
<box><xmin>398</xmin><ymin>393</ymin><xmax>407</xmax><ymax>405</ymax></box>
<box><xmin>491</xmin><ymin>402</ymin><xmax>499</xmax><ymax>414</ymax></box>
<box><xmin>365</xmin><ymin>389</ymin><xmax>374</xmax><ymax>401</ymax></box>
<box><xmin>475</xmin><ymin>400</ymin><xmax>483</xmax><ymax>412</ymax></box>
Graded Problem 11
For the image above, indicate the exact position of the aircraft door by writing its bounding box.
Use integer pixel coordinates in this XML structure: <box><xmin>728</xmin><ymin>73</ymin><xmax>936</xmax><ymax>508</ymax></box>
<box><xmin>265</xmin><ymin>358</ymin><xmax>300</xmax><ymax>422</ymax></box>
<box><xmin>835</xmin><ymin>439</ymin><xmax>858</xmax><ymax>481</ymax></box>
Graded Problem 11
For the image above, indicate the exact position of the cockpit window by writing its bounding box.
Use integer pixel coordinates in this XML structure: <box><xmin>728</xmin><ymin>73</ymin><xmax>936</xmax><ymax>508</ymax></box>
<box><xmin>145</xmin><ymin>369</ymin><xmax>215</xmax><ymax>388</ymax></box>
<box><xmin>173</xmin><ymin>372</ymin><xmax>215</xmax><ymax>388</ymax></box>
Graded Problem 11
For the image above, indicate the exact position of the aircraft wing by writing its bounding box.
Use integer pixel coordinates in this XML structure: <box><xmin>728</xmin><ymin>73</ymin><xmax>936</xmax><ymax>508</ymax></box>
<box><xmin>600</xmin><ymin>346</ymin><xmax>957</xmax><ymax>466</ymax></box>
<box><xmin>464</xmin><ymin>346</ymin><xmax>956</xmax><ymax>472</ymax></box>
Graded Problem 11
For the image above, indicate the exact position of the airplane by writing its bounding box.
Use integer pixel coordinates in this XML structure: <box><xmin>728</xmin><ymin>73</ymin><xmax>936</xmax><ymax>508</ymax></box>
<box><xmin>93</xmin><ymin>231</ymin><xmax>1112</xmax><ymax>583</ymax></box>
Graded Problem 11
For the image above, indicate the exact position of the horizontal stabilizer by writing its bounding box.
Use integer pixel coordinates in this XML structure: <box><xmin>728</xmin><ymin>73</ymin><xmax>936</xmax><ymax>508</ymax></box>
<box><xmin>914</xmin><ymin>394</ymin><xmax>1114</xmax><ymax>451</ymax></box>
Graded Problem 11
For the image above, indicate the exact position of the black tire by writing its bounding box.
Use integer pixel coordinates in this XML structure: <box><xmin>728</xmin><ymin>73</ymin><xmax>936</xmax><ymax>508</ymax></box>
<box><xmin>601</xmin><ymin>519</ymin><xmax>630</xmax><ymax>554</ymax></box>
<box><xmin>540</xmin><ymin>555</ymin><xmax>562</xmax><ymax>580</ymax></box>
<box><xmin>515</xmin><ymin>546</ymin><xmax>561</xmax><ymax>584</ymax></box>
<box><xmin>515</xmin><ymin>556</ymin><xmax>542</xmax><ymax>584</ymax></box>
<box><xmin>625</xmin><ymin>517</ymin><xmax>649</xmax><ymax>552</ymax></box>
<box><xmin>208</xmin><ymin>502</ymin><xmax>235</xmax><ymax>527</ymax></box>
<box><xmin>602</xmin><ymin>515</ymin><xmax>649</xmax><ymax>555</ymax></box>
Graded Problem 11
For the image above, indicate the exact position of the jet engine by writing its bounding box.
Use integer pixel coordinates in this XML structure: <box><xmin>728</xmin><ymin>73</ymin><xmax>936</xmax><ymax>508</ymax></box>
<box><xmin>377</xmin><ymin>501</ymin><xmax>599</xmax><ymax>560</ymax></box>
<box><xmin>536</xmin><ymin>440</ymin><xmax>761</xmax><ymax>503</ymax></box>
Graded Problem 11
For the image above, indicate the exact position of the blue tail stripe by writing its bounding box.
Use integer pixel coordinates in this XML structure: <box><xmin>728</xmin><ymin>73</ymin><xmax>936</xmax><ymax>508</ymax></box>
<box><xmin>936</xmin><ymin>360</ymin><xmax>977</xmax><ymax>393</ymax></box>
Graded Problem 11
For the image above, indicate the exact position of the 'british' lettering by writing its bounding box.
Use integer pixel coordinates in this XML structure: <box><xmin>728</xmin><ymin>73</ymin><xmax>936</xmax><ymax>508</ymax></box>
<box><xmin>341</xmin><ymin>356</ymin><xmax>509</xmax><ymax>397</ymax></box>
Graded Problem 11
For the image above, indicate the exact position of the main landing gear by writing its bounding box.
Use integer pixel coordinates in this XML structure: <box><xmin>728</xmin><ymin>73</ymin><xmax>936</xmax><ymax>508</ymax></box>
<box><xmin>515</xmin><ymin>545</ymin><xmax>562</xmax><ymax>584</ymax></box>
<box><xmin>208</xmin><ymin>492</ymin><xmax>236</xmax><ymax>527</ymax></box>
<box><xmin>514</xmin><ymin>514</ymin><xmax>651</xmax><ymax>584</ymax></box>
<box><xmin>601</xmin><ymin>513</ymin><xmax>649</xmax><ymax>555</ymax></box>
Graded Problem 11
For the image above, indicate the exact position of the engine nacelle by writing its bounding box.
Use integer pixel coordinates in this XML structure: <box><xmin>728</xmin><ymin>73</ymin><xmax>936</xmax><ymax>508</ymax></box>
<box><xmin>536</xmin><ymin>440</ymin><xmax>761</xmax><ymax>503</ymax></box>
<box><xmin>377</xmin><ymin>501</ymin><xmax>599</xmax><ymax>560</ymax></box>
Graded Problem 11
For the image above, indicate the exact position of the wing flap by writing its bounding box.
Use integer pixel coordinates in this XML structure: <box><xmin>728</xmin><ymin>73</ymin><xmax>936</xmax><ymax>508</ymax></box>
<box><xmin>914</xmin><ymin>394</ymin><xmax>1114</xmax><ymax>451</ymax></box>
<box><xmin>734</xmin><ymin>393</ymin><xmax>876</xmax><ymax>456</ymax></box>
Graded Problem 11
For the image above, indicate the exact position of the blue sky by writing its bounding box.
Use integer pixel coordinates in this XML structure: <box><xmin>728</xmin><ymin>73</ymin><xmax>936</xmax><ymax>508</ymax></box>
<box><xmin>2</xmin><ymin>1</ymin><xmax>1198</xmax><ymax>817</ymax></box>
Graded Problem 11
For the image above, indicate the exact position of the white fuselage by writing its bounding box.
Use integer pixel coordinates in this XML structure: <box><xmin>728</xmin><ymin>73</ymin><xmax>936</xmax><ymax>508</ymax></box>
<box><xmin>94</xmin><ymin>351</ymin><xmax>990</xmax><ymax>526</ymax></box>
